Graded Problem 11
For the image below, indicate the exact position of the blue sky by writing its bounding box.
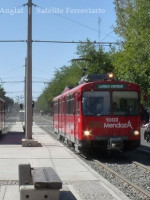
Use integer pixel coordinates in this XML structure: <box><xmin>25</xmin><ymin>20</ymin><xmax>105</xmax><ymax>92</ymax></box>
<box><xmin>0</xmin><ymin>0</ymin><xmax>120</xmax><ymax>102</ymax></box>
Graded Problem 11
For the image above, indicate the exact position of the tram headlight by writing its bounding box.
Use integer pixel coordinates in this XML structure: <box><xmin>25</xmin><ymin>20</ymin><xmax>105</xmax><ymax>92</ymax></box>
<box><xmin>134</xmin><ymin>130</ymin><xmax>139</xmax><ymax>136</ymax></box>
<box><xmin>108</xmin><ymin>72</ymin><xmax>114</xmax><ymax>80</ymax></box>
<box><xmin>83</xmin><ymin>130</ymin><xmax>91</xmax><ymax>136</ymax></box>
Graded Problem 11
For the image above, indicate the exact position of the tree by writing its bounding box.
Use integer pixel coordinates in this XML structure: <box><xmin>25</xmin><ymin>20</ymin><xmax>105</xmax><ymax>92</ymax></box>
<box><xmin>0</xmin><ymin>85</ymin><xmax>6</xmax><ymax>97</ymax></box>
<box><xmin>113</xmin><ymin>0</ymin><xmax>150</xmax><ymax>102</ymax></box>
<box><xmin>0</xmin><ymin>85</ymin><xmax>14</xmax><ymax>109</ymax></box>
<box><xmin>76</xmin><ymin>39</ymin><xmax>114</xmax><ymax>74</ymax></box>
<box><xmin>36</xmin><ymin>40</ymin><xmax>114</xmax><ymax>112</ymax></box>
<box><xmin>35</xmin><ymin>64</ymin><xmax>82</xmax><ymax>113</ymax></box>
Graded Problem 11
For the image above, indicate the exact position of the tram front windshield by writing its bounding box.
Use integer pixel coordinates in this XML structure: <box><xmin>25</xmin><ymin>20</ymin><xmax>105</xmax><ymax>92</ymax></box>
<box><xmin>82</xmin><ymin>91</ymin><xmax>139</xmax><ymax>116</ymax></box>
<box><xmin>82</xmin><ymin>91</ymin><xmax>110</xmax><ymax>116</ymax></box>
<box><xmin>112</xmin><ymin>91</ymin><xmax>139</xmax><ymax>116</ymax></box>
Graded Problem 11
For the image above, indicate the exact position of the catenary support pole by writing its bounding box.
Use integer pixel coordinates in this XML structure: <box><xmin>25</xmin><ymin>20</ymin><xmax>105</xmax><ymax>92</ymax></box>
<box><xmin>22</xmin><ymin>0</ymin><xmax>41</xmax><ymax>147</ymax></box>
<box><xmin>26</xmin><ymin>0</ymin><xmax>32</xmax><ymax>139</ymax></box>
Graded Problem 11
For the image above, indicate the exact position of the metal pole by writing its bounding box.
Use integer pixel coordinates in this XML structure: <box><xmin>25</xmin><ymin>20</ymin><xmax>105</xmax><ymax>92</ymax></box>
<box><xmin>98</xmin><ymin>17</ymin><xmax>101</xmax><ymax>42</ymax></box>
<box><xmin>22</xmin><ymin>0</ymin><xmax>41</xmax><ymax>147</ymax></box>
<box><xmin>24</xmin><ymin>58</ymin><xmax>27</xmax><ymax>133</ymax></box>
<box><xmin>26</xmin><ymin>0</ymin><xmax>32</xmax><ymax>139</ymax></box>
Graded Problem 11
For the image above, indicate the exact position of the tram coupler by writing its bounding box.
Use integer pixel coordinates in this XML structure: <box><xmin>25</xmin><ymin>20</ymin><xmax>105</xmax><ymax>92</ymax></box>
<box><xmin>107</xmin><ymin>138</ymin><xmax>123</xmax><ymax>151</ymax></box>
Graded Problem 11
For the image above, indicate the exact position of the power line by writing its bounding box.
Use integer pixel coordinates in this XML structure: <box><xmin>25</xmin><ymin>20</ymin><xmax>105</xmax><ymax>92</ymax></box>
<box><xmin>0</xmin><ymin>66</ymin><xmax>24</xmax><ymax>76</ymax></box>
<box><xmin>33</xmin><ymin>40</ymin><xmax>121</xmax><ymax>45</ymax></box>
<box><xmin>0</xmin><ymin>2</ymin><xmax>118</xmax><ymax>41</ymax></box>
<box><xmin>0</xmin><ymin>40</ymin><xmax>121</xmax><ymax>45</ymax></box>
<box><xmin>0</xmin><ymin>81</ymin><xmax>24</xmax><ymax>83</ymax></box>
<box><xmin>0</xmin><ymin>3</ymin><xmax>119</xmax><ymax>43</ymax></box>
<box><xmin>32</xmin><ymin>81</ymin><xmax>49</xmax><ymax>83</ymax></box>
<box><xmin>6</xmin><ymin>91</ymin><xmax>42</xmax><ymax>93</ymax></box>
<box><xmin>55</xmin><ymin>13</ymin><xmax>118</xmax><ymax>41</ymax></box>
<box><xmin>101</xmin><ymin>31</ymin><xmax>115</xmax><ymax>42</ymax></box>
<box><xmin>36</xmin><ymin>2</ymin><xmax>119</xmax><ymax>41</ymax></box>
<box><xmin>0</xmin><ymin>40</ymin><xmax>27</xmax><ymax>42</ymax></box>
<box><xmin>6</xmin><ymin>91</ymin><xmax>24</xmax><ymax>93</ymax></box>
<box><xmin>33</xmin><ymin>77</ymin><xmax>50</xmax><ymax>81</ymax></box>
<box><xmin>0</xmin><ymin>80</ymin><xmax>49</xmax><ymax>84</ymax></box>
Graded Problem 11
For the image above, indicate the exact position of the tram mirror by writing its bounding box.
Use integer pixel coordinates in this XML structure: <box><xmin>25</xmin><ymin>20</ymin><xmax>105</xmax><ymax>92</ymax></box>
<box><xmin>32</xmin><ymin>101</ymin><xmax>35</xmax><ymax>108</ymax></box>
<box><xmin>20</xmin><ymin>104</ymin><xmax>23</xmax><ymax>110</ymax></box>
<box><xmin>49</xmin><ymin>102</ymin><xmax>53</xmax><ymax>108</ymax></box>
<box><xmin>143</xmin><ymin>94</ymin><xmax>148</xmax><ymax>102</ymax></box>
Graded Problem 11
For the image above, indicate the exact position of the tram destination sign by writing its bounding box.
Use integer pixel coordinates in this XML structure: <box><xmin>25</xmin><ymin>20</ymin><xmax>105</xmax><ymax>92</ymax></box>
<box><xmin>97</xmin><ymin>84</ymin><xmax>126</xmax><ymax>89</ymax></box>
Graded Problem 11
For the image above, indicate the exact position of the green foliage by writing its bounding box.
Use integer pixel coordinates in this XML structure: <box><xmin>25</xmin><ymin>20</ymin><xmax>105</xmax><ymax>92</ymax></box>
<box><xmin>113</xmin><ymin>0</ymin><xmax>150</xmax><ymax>103</ymax></box>
<box><xmin>35</xmin><ymin>64</ymin><xmax>82</xmax><ymax>113</ymax></box>
<box><xmin>0</xmin><ymin>85</ymin><xmax>6</xmax><ymax>97</ymax></box>
<box><xmin>0</xmin><ymin>85</ymin><xmax>14</xmax><ymax>108</ymax></box>
<box><xmin>76</xmin><ymin>39</ymin><xmax>114</xmax><ymax>74</ymax></box>
<box><xmin>35</xmin><ymin>40</ymin><xmax>114</xmax><ymax>112</ymax></box>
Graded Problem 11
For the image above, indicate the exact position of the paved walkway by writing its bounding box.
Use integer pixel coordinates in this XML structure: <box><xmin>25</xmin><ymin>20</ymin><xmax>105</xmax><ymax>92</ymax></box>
<box><xmin>0</xmin><ymin>122</ymin><xmax>130</xmax><ymax>200</ymax></box>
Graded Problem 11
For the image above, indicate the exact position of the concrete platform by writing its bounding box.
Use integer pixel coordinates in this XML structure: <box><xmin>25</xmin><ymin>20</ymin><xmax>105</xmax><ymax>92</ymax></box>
<box><xmin>0</xmin><ymin>122</ymin><xmax>130</xmax><ymax>200</ymax></box>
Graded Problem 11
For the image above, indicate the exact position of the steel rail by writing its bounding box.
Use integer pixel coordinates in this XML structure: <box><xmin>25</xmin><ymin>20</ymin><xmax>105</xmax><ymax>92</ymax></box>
<box><xmin>94</xmin><ymin>159</ymin><xmax>150</xmax><ymax>199</ymax></box>
<box><xmin>133</xmin><ymin>161</ymin><xmax>150</xmax><ymax>171</ymax></box>
<box><xmin>33</xmin><ymin>116</ymin><xmax>150</xmax><ymax>198</ymax></box>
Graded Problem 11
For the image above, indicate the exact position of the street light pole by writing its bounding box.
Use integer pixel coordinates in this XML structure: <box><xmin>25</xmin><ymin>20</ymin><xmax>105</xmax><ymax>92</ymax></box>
<box><xmin>24</xmin><ymin>57</ymin><xmax>27</xmax><ymax>134</ymax></box>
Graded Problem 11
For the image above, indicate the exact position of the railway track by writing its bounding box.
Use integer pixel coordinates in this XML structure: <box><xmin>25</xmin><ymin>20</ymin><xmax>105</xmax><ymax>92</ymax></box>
<box><xmin>133</xmin><ymin>161</ymin><xmax>150</xmax><ymax>171</ymax></box>
<box><xmin>77</xmin><ymin>150</ymin><xmax>150</xmax><ymax>200</ymax></box>
<box><xmin>34</xmin><ymin>116</ymin><xmax>150</xmax><ymax>200</ymax></box>
<box><xmin>93</xmin><ymin>159</ymin><xmax>150</xmax><ymax>200</ymax></box>
<box><xmin>57</xmin><ymin>135</ymin><xmax>150</xmax><ymax>200</ymax></box>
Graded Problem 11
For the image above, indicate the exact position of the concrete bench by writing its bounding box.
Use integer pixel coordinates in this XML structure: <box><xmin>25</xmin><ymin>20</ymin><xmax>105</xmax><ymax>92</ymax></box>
<box><xmin>19</xmin><ymin>163</ymin><xmax>62</xmax><ymax>200</ymax></box>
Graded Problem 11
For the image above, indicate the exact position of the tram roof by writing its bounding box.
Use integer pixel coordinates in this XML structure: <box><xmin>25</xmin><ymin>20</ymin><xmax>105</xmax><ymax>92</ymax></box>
<box><xmin>53</xmin><ymin>74</ymin><xmax>140</xmax><ymax>101</ymax></box>
<box><xmin>78</xmin><ymin>74</ymin><xmax>109</xmax><ymax>85</ymax></box>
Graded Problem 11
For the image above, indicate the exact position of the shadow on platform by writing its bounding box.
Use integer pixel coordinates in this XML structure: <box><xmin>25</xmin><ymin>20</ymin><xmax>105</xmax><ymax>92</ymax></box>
<box><xmin>0</xmin><ymin>132</ymin><xmax>25</xmax><ymax>145</ymax></box>
<box><xmin>60</xmin><ymin>191</ymin><xmax>77</xmax><ymax>200</ymax></box>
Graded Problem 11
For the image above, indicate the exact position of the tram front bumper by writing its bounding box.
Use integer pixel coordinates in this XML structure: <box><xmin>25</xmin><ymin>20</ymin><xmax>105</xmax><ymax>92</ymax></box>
<box><xmin>107</xmin><ymin>137</ymin><xmax>123</xmax><ymax>150</ymax></box>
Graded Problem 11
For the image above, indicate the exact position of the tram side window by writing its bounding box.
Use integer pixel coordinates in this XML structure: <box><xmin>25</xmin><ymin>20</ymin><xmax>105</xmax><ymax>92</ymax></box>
<box><xmin>82</xmin><ymin>91</ymin><xmax>110</xmax><ymax>116</ymax></box>
<box><xmin>62</xmin><ymin>100</ymin><xmax>65</xmax><ymax>114</ymax></box>
<box><xmin>54</xmin><ymin>102</ymin><xmax>58</xmax><ymax>114</ymax></box>
<box><xmin>112</xmin><ymin>91</ymin><xmax>139</xmax><ymax>116</ymax></box>
<box><xmin>66</xmin><ymin>95</ymin><xmax>74</xmax><ymax>114</ymax></box>
<box><xmin>59</xmin><ymin>100</ymin><xmax>63</xmax><ymax>114</ymax></box>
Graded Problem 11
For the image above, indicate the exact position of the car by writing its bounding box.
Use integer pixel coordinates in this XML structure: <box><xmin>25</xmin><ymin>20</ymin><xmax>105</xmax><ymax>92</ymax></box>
<box><xmin>143</xmin><ymin>123</ymin><xmax>149</xmax><ymax>128</ymax></box>
<box><xmin>144</xmin><ymin>122</ymin><xmax>150</xmax><ymax>142</ymax></box>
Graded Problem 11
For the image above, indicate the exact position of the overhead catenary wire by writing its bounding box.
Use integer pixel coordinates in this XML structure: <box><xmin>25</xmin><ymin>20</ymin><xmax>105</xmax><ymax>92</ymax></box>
<box><xmin>6</xmin><ymin>91</ymin><xmax>42</xmax><ymax>93</ymax></box>
<box><xmin>0</xmin><ymin>1</ymin><xmax>120</xmax><ymax>102</ymax></box>
<box><xmin>0</xmin><ymin>2</ymin><xmax>120</xmax><ymax>45</ymax></box>
<box><xmin>0</xmin><ymin>40</ymin><xmax>27</xmax><ymax>42</ymax></box>
<box><xmin>36</xmin><ymin>2</ymin><xmax>119</xmax><ymax>41</ymax></box>
<box><xmin>0</xmin><ymin>40</ymin><xmax>121</xmax><ymax>45</ymax></box>
<box><xmin>2</xmin><ymin>2</ymin><xmax>118</xmax><ymax>42</ymax></box>
<box><xmin>0</xmin><ymin>81</ymin><xmax>48</xmax><ymax>84</ymax></box>
<box><xmin>0</xmin><ymin>2</ymin><xmax>118</xmax><ymax>41</ymax></box>
<box><xmin>0</xmin><ymin>81</ymin><xmax>24</xmax><ymax>83</ymax></box>
<box><xmin>33</xmin><ymin>40</ymin><xmax>120</xmax><ymax>45</ymax></box>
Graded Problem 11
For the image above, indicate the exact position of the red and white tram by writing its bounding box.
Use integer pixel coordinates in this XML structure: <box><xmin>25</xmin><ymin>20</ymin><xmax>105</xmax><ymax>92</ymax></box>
<box><xmin>0</xmin><ymin>98</ymin><xmax>5</xmax><ymax>134</ymax></box>
<box><xmin>53</xmin><ymin>74</ymin><xmax>141</xmax><ymax>152</ymax></box>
